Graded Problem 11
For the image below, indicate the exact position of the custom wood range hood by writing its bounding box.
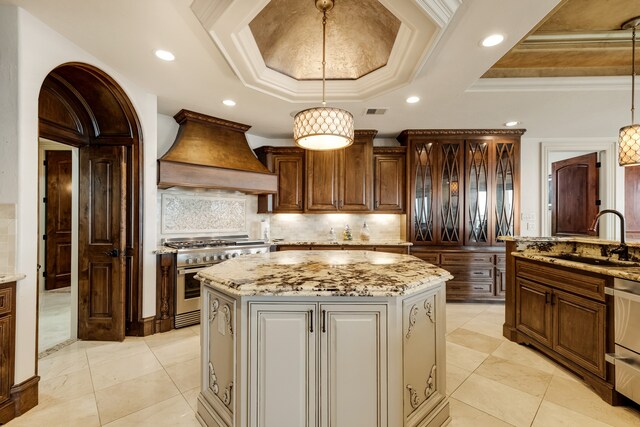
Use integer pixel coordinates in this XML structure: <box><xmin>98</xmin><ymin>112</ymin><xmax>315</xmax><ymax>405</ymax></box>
<box><xmin>157</xmin><ymin>109</ymin><xmax>277</xmax><ymax>194</ymax></box>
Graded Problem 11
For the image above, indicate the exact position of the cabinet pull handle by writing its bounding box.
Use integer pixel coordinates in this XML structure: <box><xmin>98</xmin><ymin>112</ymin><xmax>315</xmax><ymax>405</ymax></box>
<box><xmin>339</xmin><ymin>200</ymin><xmax>343</xmax><ymax>208</ymax></box>
<box><xmin>309</xmin><ymin>309</ymin><xmax>314</xmax><ymax>333</ymax></box>
<box><xmin>321</xmin><ymin>310</ymin><xmax>326</xmax><ymax>333</ymax></box>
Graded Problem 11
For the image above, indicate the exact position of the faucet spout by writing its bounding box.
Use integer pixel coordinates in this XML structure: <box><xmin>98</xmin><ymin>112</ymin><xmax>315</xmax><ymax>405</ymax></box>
<box><xmin>589</xmin><ymin>209</ymin><xmax>627</xmax><ymax>260</ymax></box>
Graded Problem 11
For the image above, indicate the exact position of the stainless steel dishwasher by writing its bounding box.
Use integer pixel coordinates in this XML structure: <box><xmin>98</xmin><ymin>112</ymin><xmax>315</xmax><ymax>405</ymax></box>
<box><xmin>606</xmin><ymin>278</ymin><xmax>640</xmax><ymax>404</ymax></box>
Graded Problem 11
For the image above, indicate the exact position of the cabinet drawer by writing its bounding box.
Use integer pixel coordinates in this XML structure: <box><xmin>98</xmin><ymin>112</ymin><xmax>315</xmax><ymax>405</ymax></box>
<box><xmin>516</xmin><ymin>259</ymin><xmax>607</xmax><ymax>302</ymax></box>
<box><xmin>310</xmin><ymin>246</ymin><xmax>343</xmax><ymax>251</ymax></box>
<box><xmin>374</xmin><ymin>246</ymin><xmax>408</xmax><ymax>254</ymax></box>
<box><xmin>410</xmin><ymin>251</ymin><xmax>439</xmax><ymax>264</ymax></box>
<box><xmin>446</xmin><ymin>282</ymin><xmax>494</xmax><ymax>297</ymax></box>
<box><xmin>0</xmin><ymin>287</ymin><xmax>12</xmax><ymax>316</ymax></box>
<box><xmin>447</xmin><ymin>267</ymin><xmax>493</xmax><ymax>281</ymax></box>
<box><xmin>441</xmin><ymin>253</ymin><xmax>494</xmax><ymax>265</ymax></box>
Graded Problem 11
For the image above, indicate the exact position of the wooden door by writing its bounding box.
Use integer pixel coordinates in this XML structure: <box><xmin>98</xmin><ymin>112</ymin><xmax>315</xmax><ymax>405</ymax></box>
<box><xmin>625</xmin><ymin>166</ymin><xmax>640</xmax><ymax>240</ymax></box>
<box><xmin>374</xmin><ymin>150</ymin><xmax>405</xmax><ymax>212</ymax></box>
<box><xmin>306</xmin><ymin>150</ymin><xmax>339</xmax><ymax>211</ymax></box>
<box><xmin>320</xmin><ymin>304</ymin><xmax>387</xmax><ymax>427</ymax></box>
<box><xmin>274</xmin><ymin>154</ymin><xmax>304</xmax><ymax>212</ymax></box>
<box><xmin>250</xmin><ymin>303</ymin><xmax>316</xmax><ymax>427</ymax></box>
<box><xmin>465</xmin><ymin>140</ymin><xmax>491</xmax><ymax>245</ymax></box>
<box><xmin>515</xmin><ymin>278</ymin><xmax>553</xmax><ymax>347</ymax></box>
<box><xmin>551</xmin><ymin>152</ymin><xmax>599</xmax><ymax>236</ymax></box>
<box><xmin>339</xmin><ymin>139</ymin><xmax>372</xmax><ymax>211</ymax></box>
<box><xmin>552</xmin><ymin>289</ymin><xmax>606</xmax><ymax>378</ymax></box>
<box><xmin>78</xmin><ymin>145</ymin><xmax>126</xmax><ymax>341</ymax></box>
<box><xmin>44</xmin><ymin>151</ymin><xmax>73</xmax><ymax>290</ymax></box>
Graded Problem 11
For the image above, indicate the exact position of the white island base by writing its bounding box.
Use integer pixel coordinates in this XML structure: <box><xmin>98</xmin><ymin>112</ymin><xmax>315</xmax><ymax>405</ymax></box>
<box><xmin>195</xmin><ymin>251</ymin><xmax>451</xmax><ymax>427</ymax></box>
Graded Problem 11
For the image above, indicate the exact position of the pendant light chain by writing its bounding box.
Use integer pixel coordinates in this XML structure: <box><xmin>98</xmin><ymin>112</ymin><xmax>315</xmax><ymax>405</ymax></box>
<box><xmin>632</xmin><ymin>24</ymin><xmax>636</xmax><ymax>124</ymax></box>
<box><xmin>322</xmin><ymin>9</ymin><xmax>327</xmax><ymax>106</ymax></box>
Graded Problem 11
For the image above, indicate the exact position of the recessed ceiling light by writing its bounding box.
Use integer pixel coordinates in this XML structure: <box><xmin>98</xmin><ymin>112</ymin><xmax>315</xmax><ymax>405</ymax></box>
<box><xmin>406</xmin><ymin>96</ymin><xmax>420</xmax><ymax>104</ymax></box>
<box><xmin>481</xmin><ymin>34</ymin><xmax>504</xmax><ymax>47</ymax></box>
<box><xmin>223</xmin><ymin>99</ymin><xmax>236</xmax><ymax>107</ymax></box>
<box><xmin>504</xmin><ymin>121</ymin><xmax>519</xmax><ymax>127</ymax></box>
<box><xmin>154</xmin><ymin>49</ymin><xmax>175</xmax><ymax>61</ymax></box>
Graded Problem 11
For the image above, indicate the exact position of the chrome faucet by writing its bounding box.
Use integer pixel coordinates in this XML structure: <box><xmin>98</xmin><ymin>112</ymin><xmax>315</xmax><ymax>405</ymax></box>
<box><xmin>589</xmin><ymin>209</ymin><xmax>628</xmax><ymax>261</ymax></box>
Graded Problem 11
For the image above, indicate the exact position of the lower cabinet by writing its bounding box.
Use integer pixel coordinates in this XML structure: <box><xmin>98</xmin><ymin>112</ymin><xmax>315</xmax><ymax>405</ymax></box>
<box><xmin>198</xmin><ymin>285</ymin><xmax>449</xmax><ymax>427</ymax></box>
<box><xmin>513</xmin><ymin>258</ymin><xmax>612</xmax><ymax>403</ymax></box>
<box><xmin>249</xmin><ymin>303</ymin><xmax>387</xmax><ymax>427</ymax></box>
<box><xmin>0</xmin><ymin>281</ymin><xmax>16</xmax><ymax>424</ymax></box>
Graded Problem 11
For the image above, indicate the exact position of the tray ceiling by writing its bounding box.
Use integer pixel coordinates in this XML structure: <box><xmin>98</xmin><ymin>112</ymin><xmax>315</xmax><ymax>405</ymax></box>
<box><xmin>485</xmin><ymin>0</ymin><xmax>640</xmax><ymax>78</ymax></box>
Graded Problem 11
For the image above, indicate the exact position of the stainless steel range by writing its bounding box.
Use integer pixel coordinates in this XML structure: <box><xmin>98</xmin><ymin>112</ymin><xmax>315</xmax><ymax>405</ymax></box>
<box><xmin>163</xmin><ymin>235</ymin><xmax>271</xmax><ymax>328</ymax></box>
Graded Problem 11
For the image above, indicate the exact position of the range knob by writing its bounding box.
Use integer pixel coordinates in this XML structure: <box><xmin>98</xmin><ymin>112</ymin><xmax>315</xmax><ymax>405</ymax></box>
<box><xmin>186</xmin><ymin>258</ymin><xmax>193</xmax><ymax>265</ymax></box>
<box><xmin>232</xmin><ymin>253</ymin><xmax>239</xmax><ymax>258</ymax></box>
<box><xmin>193</xmin><ymin>257</ymin><xmax>200</xmax><ymax>264</ymax></box>
<box><xmin>203</xmin><ymin>255</ymin><xmax>210</xmax><ymax>262</ymax></box>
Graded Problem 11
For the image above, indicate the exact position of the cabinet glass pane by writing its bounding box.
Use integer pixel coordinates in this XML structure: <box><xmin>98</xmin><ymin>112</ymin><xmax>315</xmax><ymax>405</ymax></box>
<box><xmin>495</xmin><ymin>142</ymin><xmax>515</xmax><ymax>238</ymax></box>
<box><xmin>467</xmin><ymin>142</ymin><xmax>488</xmax><ymax>243</ymax></box>
<box><xmin>414</xmin><ymin>143</ymin><xmax>434</xmax><ymax>242</ymax></box>
<box><xmin>440</xmin><ymin>144</ymin><xmax>461</xmax><ymax>242</ymax></box>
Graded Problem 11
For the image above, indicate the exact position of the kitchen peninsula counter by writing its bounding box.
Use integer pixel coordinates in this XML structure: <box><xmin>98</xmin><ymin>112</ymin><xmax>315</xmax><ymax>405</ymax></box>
<box><xmin>196</xmin><ymin>250</ymin><xmax>451</xmax><ymax>427</ymax></box>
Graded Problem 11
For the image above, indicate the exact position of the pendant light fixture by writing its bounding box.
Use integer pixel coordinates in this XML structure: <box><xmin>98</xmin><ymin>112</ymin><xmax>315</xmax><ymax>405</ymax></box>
<box><xmin>619</xmin><ymin>17</ymin><xmax>640</xmax><ymax>166</ymax></box>
<box><xmin>293</xmin><ymin>0</ymin><xmax>354</xmax><ymax>150</ymax></box>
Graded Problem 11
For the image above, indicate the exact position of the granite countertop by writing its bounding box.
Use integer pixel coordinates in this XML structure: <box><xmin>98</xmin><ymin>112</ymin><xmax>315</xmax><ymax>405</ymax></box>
<box><xmin>513</xmin><ymin>252</ymin><xmax>640</xmax><ymax>281</ymax></box>
<box><xmin>153</xmin><ymin>247</ymin><xmax>178</xmax><ymax>254</ymax></box>
<box><xmin>500</xmin><ymin>235</ymin><xmax>640</xmax><ymax>248</ymax></box>
<box><xmin>0</xmin><ymin>273</ymin><xmax>26</xmax><ymax>284</ymax></box>
<box><xmin>197</xmin><ymin>250</ymin><xmax>451</xmax><ymax>297</ymax></box>
<box><xmin>273</xmin><ymin>240</ymin><xmax>412</xmax><ymax>246</ymax></box>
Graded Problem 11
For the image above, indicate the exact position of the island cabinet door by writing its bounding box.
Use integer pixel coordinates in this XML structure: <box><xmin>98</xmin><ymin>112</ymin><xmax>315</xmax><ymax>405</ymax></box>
<box><xmin>249</xmin><ymin>303</ymin><xmax>317</xmax><ymax>427</ymax></box>
<box><xmin>515</xmin><ymin>278</ymin><xmax>553</xmax><ymax>348</ymax></box>
<box><xmin>319</xmin><ymin>304</ymin><xmax>388</xmax><ymax>427</ymax></box>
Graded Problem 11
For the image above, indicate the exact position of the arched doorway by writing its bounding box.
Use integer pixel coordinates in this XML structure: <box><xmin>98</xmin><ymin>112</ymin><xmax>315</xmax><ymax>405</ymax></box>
<box><xmin>38</xmin><ymin>62</ymin><xmax>144</xmax><ymax>342</ymax></box>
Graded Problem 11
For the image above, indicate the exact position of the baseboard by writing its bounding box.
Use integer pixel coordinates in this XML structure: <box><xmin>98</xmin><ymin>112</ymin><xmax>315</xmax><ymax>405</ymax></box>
<box><xmin>155</xmin><ymin>317</ymin><xmax>173</xmax><ymax>334</ymax></box>
<box><xmin>0</xmin><ymin>375</ymin><xmax>39</xmax><ymax>424</ymax></box>
<box><xmin>126</xmin><ymin>316</ymin><xmax>157</xmax><ymax>337</ymax></box>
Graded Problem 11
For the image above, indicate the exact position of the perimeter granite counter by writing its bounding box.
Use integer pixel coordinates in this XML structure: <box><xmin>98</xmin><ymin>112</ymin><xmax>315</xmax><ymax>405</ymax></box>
<box><xmin>195</xmin><ymin>250</ymin><xmax>452</xmax><ymax>427</ymax></box>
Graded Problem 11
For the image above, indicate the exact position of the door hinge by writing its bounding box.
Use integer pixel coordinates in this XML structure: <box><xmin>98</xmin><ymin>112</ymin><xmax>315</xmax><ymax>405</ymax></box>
<box><xmin>43</xmin><ymin>160</ymin><xmax>47</xmax><ymax>166</ymax></box>
<box><xmin>42</xmin><ymin>271</ymin><xmax>46</xmax><ymax>277</ymax></box>
<box><xmin>42</xmin><ymin>197</ymin><xmax>47</xmax><ymax>203</ymax></box>
<box><xmin>596</xmin><ymin>200</ymin><xmax>602</xmax><ymax>206</ymax></box>
<box><xmin>42</xmin><ymin>234</ymin><xmax>47</xmax><ymax>240</ymax></box>
<box><xmin>596</xmin><ymin>161</ymin><xmax>601</xmax><ymax>168</ymax></box>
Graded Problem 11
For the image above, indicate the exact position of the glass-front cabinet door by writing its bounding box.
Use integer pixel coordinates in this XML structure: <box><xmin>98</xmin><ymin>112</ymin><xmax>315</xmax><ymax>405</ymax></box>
<box><xmin>439</xmin><ymin>142</ymin><xmax>463</xmax><ymax>244</ymax></box>
<box><xmin>413</xmin><ymin>142</ymin><xmax>435</xmax><ymax>243</ymax></box>
<box><xmin>493</xmin><ymin>140</ymin><xmax>518</xmax><ymax>244</ymax></box>
<box><xmin>465</xmin><ymin>140</ymin><xmax>490</xmax><ymax>245</ymax></box>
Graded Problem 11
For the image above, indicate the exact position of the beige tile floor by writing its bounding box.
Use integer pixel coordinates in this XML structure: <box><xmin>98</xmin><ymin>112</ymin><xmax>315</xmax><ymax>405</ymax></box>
<box><xmin>38</xmin><ymin>288</ymin><xmax>72</xmax><ymax>353</ymax></box>
<box><xmin>8</xmin><ymin>303</ymin><xmax>640</xmax><ymax>426</ymax></box>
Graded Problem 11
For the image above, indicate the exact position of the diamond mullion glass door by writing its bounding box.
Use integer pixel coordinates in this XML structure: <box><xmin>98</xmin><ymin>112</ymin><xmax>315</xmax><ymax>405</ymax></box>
<box><xmin>412</xmin><ymin>142</ymin><xmax>436</xmax><ymax>243</ymax></box>
<box><xmin>438</xmin><ymin>142</ymin><xmax>463</xmax><ymax>244</ymax></box>
<box><xmin>494</xmin><ymin>141</ymin><xmax>516</xmax><ymax>243</ymax></box>
<box><xmin>465</xmin><ymin>140</ymin><xmax>490</xmax><ymax>245</ymax></box>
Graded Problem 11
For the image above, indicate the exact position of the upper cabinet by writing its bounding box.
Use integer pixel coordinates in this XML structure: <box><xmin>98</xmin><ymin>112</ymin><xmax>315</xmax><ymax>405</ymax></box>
<box><xmin>398</xmin><ymin>130</ymin><xmax>522</xmax><ymax>246</ymax></box>
<box><xmin>306</xmin><ymin>130</ymin><xmax>374</xmax><ymax>212</ymax></box>
<box><xmin>255</xmin><ymin>146</ymin><xmax>305</xmax><ymax>213</ymax></box>
<box><xmin>257</xmin><ymin>130</ymin><xmax>406</xmax><ymax>214</ymax></box>
<box><xmin>373</xmin><ymin>147</ymin><xmax>406</xmax><ymax>213</ymax></box>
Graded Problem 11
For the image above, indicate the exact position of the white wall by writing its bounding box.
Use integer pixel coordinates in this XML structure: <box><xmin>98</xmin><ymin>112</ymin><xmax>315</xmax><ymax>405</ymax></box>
<box><xmin>5</xmin><ymin>6</ymin><xmax>159</xmax><ymax>383</ymax></box>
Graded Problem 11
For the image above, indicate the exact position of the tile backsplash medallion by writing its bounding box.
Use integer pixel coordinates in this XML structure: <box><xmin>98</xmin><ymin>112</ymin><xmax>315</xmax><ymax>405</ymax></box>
<box><xmin>269</xmin><ymin>213</ymin><xmax>406</xmax><ymax>242</ymax></box>
<box><xmin>0</xmin><ymin>204</ymin><xmax>16</xmax><ymax>272</ymax></box>
<box><xmin>157</xmin><ymin>188</ymin><xmax>266</xmax><ymax>241</ymax></box>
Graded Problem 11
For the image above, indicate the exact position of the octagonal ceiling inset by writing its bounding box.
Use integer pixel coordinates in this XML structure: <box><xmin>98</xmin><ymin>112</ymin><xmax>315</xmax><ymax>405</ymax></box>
<box><xmin>249</xmin><ymin>0</ymin><xmax>401</xmax><ymax>81</ymax></box>
<box><xmin>190</xmin><ymin>0</ymin><xmax>462</xmax><ymax>102</ymax></box>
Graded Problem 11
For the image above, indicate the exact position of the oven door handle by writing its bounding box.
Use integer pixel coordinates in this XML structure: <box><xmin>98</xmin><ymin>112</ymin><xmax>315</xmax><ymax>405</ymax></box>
<box><xmin>178</xmin><ymin>266</ymin><xmax>208</xmax><ymax>275</ymax></box>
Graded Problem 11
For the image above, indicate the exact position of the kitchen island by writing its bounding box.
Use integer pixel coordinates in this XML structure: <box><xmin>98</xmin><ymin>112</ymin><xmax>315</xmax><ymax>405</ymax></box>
<box><xmin>195</xmin><ymin>250</ymin><xmax>452</xmax><ymax>427</ymax></box>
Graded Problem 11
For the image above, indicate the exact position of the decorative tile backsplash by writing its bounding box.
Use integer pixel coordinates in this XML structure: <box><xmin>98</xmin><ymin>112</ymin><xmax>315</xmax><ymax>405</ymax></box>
<box><xmin>161</xmin><ymin>193</ymin><xmax>246</xmax><ymax>235</ymax></box>
<box><xmin>0</xmin><ymin>204</ymin><xmax>16</xmax><ymax>273</ymax></box>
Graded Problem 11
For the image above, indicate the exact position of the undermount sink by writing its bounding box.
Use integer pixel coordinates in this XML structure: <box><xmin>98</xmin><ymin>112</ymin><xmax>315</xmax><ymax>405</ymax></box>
<box><xmin>544</xmin><ymin>253</ymin><xmax>640</xmax><ymax>267</ymax></box>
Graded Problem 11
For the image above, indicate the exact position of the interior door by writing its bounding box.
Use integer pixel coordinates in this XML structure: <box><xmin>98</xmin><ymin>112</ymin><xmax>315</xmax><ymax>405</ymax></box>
<box><xmin>78</xmin><ymin>145</ymin><xmax>126</xmax><ymax>341</ymax></box>
<box><xmin>45</xmin><ymin>151</ymin><xmax>73</xmax><ymax>290</ymax></box>
<box><xmin>551</xmin><ymin>152</ymin><xmax>599</xmax><ymax>236</ymax></box>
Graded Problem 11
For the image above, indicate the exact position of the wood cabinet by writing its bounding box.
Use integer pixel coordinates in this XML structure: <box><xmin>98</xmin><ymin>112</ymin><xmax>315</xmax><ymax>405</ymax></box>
<box><xmin>399</xmin><ymin>129</ymin><xmax>522</xmax><ymax>300</ymax></box>
<box><xmin>373</xmin><ymin>147</ymin><xmax>406</xmax><ymax>212</ymax></box>
<box><xmin>306</xmin><ymin>130</ymin><xmax>374</xmax><ymax>212</ymax></box>
<box><xmin>255</xmin><ymin>147</ymin><xmax>305</xmax><ymax>213</ymax></box>
<box><xmin>0</xmin><ymin>281</ymin><xmax>16</xmax><ymax>423</ymax></box>
<box><xmin>155</xmin><ymin>253</ymin><xmax>176</xmax><ymax>333</ymax></box>
<box><xmin>510</xmin><ymin>257</ymin><xmax>615</xmax><ymax>403</ymax></box>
